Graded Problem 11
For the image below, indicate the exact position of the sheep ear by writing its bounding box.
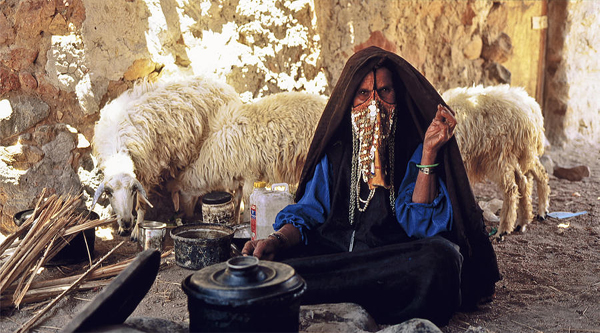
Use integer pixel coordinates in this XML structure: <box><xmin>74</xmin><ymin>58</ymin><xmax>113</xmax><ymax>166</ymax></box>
<box><xmin>91</xmin><ymin>182</ymin><xmax>105</xmax><ymax>209</ymax></box>
<box><xmin>134</xmin><ymin>180</ymin><xmax>154</xmax><ymax>208</ymax></box>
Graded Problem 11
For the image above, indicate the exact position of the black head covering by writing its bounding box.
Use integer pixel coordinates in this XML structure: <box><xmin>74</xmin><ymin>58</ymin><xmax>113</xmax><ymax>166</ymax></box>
<box><xmin>297</xmin><ymin>46</ymin><xmax>500</xmax><ymax>308</ymax></box>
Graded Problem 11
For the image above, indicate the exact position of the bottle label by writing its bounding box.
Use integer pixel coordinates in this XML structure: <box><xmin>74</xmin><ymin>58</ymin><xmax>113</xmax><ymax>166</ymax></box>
<box><xmin>250</xmin><ymin>204</ymin><xmax>257</xmax><ymax>240</ymax></box>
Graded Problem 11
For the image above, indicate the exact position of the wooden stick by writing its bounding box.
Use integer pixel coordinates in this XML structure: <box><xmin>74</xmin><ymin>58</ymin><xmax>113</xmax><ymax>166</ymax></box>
<box><xmin>14</xmin><ymin>236</ymin><xmax>56</xmax><ymax>308</ymax></box>
<box><xmin>1</xmin><ymin>280</ymin><xmax>112</xmax><ymax>310</ymax></box>
<box><xmin>2</xmin><ymin>251</ymin><xmax>171</xmax><ymax>309</ymax></box>
<box><xmin>0</xmin><ymin>195</ymin><xmax>99</xmax><ymax>294</ymax></box>
<box><xmin>10</xmin><ymin>249</ymin><xmax>171</xmax><ymax>294</ymax></box>
<box><xmin>16</xmin><ymin>241</ymin><xmax>125</xmax><ymax>333</ymax></box>
<box><xmin>0</xmin><ymin>196</ymin><xmax>63</xmax><ymax>290</ymax></box>
<box><xmin>64</xmin><ymin>217</ymin><xmax>116</xmax><ymax>235</ymax></box>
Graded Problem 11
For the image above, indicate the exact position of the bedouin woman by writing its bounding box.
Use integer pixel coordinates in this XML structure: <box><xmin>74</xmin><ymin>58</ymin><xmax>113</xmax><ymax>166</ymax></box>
<box><xmin>243</xmin><ymin>46</ymin><xmax>500</xmax><ymax>326</ymax></box>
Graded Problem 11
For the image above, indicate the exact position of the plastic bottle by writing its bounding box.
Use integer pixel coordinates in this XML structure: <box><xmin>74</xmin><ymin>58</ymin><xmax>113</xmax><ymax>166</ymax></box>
<box><xmin>250</xmin><ymin>182</ymin><xmax>295</xmax><ymax>240</ymax></box>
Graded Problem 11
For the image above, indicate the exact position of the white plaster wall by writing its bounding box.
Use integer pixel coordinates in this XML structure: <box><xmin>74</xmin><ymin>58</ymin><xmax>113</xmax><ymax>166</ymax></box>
<box><xmin>562</xmin><ymin>1</ymin><xmax>600</xmax><ymax>144</ymax></box>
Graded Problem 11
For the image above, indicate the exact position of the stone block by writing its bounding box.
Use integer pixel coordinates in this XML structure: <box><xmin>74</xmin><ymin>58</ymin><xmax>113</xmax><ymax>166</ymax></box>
<box><xmin>49</xmin><ymin>14</ymin><xmax>69</xmax><ymax>35</ymax></box>
<box><xmin>0</xmin><ymin>11</ymin><xmax>15</xmax><ymax>45</ymax></box>
<box><xmin>14</xmin><ymin>0</ymin><xmax>55</xmax><ymax>40</ymax></box>
<box><xmin>124</xmin><ymin>59</ymin><xmax>157</xmax><ymax>81</ymax></box>
<box><xmin>378</xmin><ymin>318</ymin><xmax>442</xmax><ymax>333</ymax></box>
<box><xmin>0</xmin><ymin>68</ymin><xmax>21</xmax><ymax>95</ymax></box>
<box><xmin>4</xmin><ymin>48</ymin><xmax>39</xmax><ymax>71</ymax></box>
<box><xmin>463</xmin><ymin>35</ymin><xmax>483</xmax><ymax>60</ymax></box>
<box><xmin>19</xmin><ymin>72</ymin><xmax>38</xmax><ymax>91</ymax></box>
<box><xmin>482</xmin><ymin>32</ymin><xmax>512</xmax><ymax>63</ymax></box>
<box><xmin>0</xmin><ymin>96</ymin><xmax>50</xmax><ymax>140</ymax></box>
<box><xmin>484</xmin><ymin>62</ymin><xmax>511</xmax><ymax>85</ymax></box>
<box><xmin>300</xmin><ymin>303</ymin><xmax>378</xmax><ymax>332</ymax></box>
<box><xmin>1</xmin><ymin>144</ymin><xmax>44</xmax><ymax>169</ymax></box>
<box><xmin>553</xmin><ymin>165</ymin><xmax>590</xmax><ymax>181</ymax></box>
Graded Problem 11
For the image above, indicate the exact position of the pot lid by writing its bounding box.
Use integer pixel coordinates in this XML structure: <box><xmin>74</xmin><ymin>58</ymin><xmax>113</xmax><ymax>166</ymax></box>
<box><xmin>202</xmin><ymin>191</ymin><xmax>232</xmax><ymax>205</ymax></box>
<box><xmin>183</xmin><ymin>256</ymin><xmax>305</xmax><ymax>306</ymax></box>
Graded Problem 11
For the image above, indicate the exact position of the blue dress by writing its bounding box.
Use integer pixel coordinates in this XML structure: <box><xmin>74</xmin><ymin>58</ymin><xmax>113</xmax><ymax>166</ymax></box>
<box><xmin>274</xmin><ymin>144</ymin><xmax>453</xmax><ymax>245</ymax></box>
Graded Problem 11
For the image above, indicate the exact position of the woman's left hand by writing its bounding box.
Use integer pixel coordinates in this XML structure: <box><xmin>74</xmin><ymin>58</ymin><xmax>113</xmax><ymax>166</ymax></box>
<box><xmin>422</xmin><ymin>104</ymin><xmax>457</xmax><ymax>161</ymax></box>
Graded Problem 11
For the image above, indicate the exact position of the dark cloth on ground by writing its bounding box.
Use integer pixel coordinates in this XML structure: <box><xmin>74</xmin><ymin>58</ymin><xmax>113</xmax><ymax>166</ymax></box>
<box><xmin>283</xmin><ymin>236</ymin><xmax>463</xmax><ymax>326</ymax></box>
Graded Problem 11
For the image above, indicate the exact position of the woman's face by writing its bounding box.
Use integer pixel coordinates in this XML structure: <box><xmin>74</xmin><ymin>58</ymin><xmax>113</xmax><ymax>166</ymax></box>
<box><xmin>350</xmin><ymin>66</ymin><xmax>397</xmax><ymax>188</ymax></box>
<box><xmin>352</xmin><ymin>67</ymin><xmax>396</xmax><ymax>107</ymax></box>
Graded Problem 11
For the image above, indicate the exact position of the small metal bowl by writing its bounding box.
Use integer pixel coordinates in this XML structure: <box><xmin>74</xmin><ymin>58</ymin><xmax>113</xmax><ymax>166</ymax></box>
<box><xmin>138</xmin><ymin>221</ymin><xmax>167</xmax><ymax>252</ymax></box>
<box><xmin>170</xmin><ymin>223</ymin><xmax>235</xmax><ymax>270</ymax></box>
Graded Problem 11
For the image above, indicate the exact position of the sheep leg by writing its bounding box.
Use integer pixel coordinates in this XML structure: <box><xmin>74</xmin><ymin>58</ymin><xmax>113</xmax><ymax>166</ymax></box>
<box><xmin>495</xmin><ymin>167</ymin><xmax>520</xmax><ymax>238</ymax></box>
<box><xmin>181</xmin><ymin>195</ymin><xmax>199</xmax><ymax>219</ymax></box>
<box><xmin>529</xmin><ymin>158</ymin><xmax>551</xmax><ymax>220</ymax></box>
<box><xmin>131</xmin><ymin>198</ymin><xmax>146</xmax><ymax>242</ymax></box>
<box><xmin>241</xmin><ymin>180</ymin><xmax>256</xmax><ymax>224</ymax></box>
<box><xmin>515</xmin><ymin>169</ymin><xmax>534</xmax><ymax>233</ymax></box>
<box><xmin>233</xmin><ymin>185</ymin><xmax>243</xmax><ymax>224</ymax></box>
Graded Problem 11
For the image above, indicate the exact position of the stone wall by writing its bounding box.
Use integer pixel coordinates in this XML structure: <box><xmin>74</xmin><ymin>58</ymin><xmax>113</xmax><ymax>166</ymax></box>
<box><xmin>544</xmin><ymin>0</ymin><xmax>600</xmax><ymax>146</ymax></box>
<box><xmin>1</xmin><ymin>0</ymin><xmax>598</xmax><ymax>234</ymax></box>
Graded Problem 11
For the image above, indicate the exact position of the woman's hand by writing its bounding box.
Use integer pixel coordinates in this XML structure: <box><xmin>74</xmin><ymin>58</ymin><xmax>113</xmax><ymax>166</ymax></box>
<box><xmin>242</xmin><ymin>237</ymin><xmax>281</xmax><ymax>261</ymax></box>
<box><xmin>422</xmin><ymin>104</ymin><xmax>457</xmax><ymax>163</ymax></box>
<box><xmin>241</xmin><ymin>224</ymin><xmax>301</xmax><ymax>260</ymax></box>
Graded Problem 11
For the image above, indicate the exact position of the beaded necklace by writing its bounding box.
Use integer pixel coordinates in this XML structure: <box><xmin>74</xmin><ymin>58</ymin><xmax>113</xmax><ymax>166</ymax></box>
<box><xmin>348</xmin><ymin>120</ymin><xmax>397</xmax><ymax>251</ymax></box>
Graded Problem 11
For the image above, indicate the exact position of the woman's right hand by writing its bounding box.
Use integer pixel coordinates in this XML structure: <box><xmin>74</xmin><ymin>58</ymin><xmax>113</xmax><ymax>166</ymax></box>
<box><xmin>242</xmin><ymin>238</ymin><xmax>280</xmax><ymax>260</ymax></box>
<box><xmin>241</xmin><ymin>224</ymin><xmax>300</xmax><ymax>260</ymax></box>
<box><xmin>422</xmin><ymin>104</ymin><xmax>457</xmax><ymax>162</ymax></box>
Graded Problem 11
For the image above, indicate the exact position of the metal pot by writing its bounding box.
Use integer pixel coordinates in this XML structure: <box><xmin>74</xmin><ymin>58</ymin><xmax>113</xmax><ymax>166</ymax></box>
<box><xmin>138</xmin><ymin>221</ymin><xmax>167</xmax><ymax>252</ymax></box>
<box><xmin>13</xmin><ymin>209</ymin><xmax>97</xmax><ymax>266</ymax></box>
<box><xmin>170</xmin><ymin>223</ymin><xmax>235</xmax><ymax>270</ymax></box>
<box><xmin>182</xmin><ymin>256</ymin><xmax>306</xmax><ymax>332</ymax></box>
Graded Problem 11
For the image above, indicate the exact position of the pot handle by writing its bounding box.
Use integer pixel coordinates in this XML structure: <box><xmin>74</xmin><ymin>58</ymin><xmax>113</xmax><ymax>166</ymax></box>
<box><xmin>230</xmin><ymin>243</ymin><xmax>243</xmax><ymax>257</ymax></box>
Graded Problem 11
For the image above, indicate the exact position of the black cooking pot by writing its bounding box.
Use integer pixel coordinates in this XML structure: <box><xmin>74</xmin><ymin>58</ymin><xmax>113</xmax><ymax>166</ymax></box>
<box><xmin>182</xmin><ymin>256</ymin><xmax>306</xmax><ymax>332</ymax></box>
<box><xmin>13</xmin><ymin>209</ymin><xmax>97</xmax><ymax>266</ymax></box>
<box><xmin>170</xmin><ymin>223</ymin><xmax>235</xmax><ymax>270</ymax></box>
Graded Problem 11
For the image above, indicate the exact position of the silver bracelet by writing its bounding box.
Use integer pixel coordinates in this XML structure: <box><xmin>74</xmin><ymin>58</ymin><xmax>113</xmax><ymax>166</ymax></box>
<box><xmin>268</xmin><ymin>232</ymin><xmax>285</xmax><ymax>247</ymax></box>
<box><xmin>419</xmin><ymin>167</ymin><xmax>436</xmax><ymax>175</ymax></box>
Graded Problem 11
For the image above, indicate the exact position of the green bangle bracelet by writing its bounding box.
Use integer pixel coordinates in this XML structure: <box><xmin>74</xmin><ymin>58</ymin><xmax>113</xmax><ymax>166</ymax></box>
<box><xmin>416</xmin><ymin>163</ymin><xmax>439</xmax><ymax>168</ymax></box>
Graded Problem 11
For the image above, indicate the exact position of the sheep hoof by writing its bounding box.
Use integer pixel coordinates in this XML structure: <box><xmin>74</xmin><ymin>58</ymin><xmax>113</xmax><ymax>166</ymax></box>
<box><xmin>535</xmin><ymin>214</ymin><xmax>546</xmax><ymax>221</ymax></box>
<box><xmin>130</xmin><ymin>225</ymin><xmax>140</xmax><ymax>242</ymax></box>
<box><xmin>117</xmin><ymin>226</ymin><xmax>132</xmax><ymax>237</ymax></box>
<box><xmin>491</xmin><ymin>232</ymin><xmax>507</xmax><ymax>242</ymax></box>
<box><xmin>514</xmin><ymin>224</ymin><xmax>528</xmax><ymax>233</ymax></box>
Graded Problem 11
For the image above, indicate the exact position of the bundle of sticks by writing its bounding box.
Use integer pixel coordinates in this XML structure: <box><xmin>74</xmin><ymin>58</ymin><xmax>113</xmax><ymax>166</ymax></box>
<box><xmin>0</xmin><ymin>189</ymin><xmax>116</xmax><ymax>309</ymax></box>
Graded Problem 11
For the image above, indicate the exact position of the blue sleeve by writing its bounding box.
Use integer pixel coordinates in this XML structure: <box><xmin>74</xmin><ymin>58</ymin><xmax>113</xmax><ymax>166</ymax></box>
<box><xmin>273</xmin><ymin>155</ymin><xmax>331</xmax><ymax>244</ymax></box>
<box><xmin>395</xmin><ymin>144</ymin><xmax>453</xmax><ymax>238</ymax></box>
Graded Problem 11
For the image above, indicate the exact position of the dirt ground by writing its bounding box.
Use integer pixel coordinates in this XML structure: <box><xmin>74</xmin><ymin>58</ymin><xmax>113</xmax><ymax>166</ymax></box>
<box><xmin>1</xmin><ymin>141</ymin><xmax>598</xmax><ymax>333</ymax></box>
<box><xmin>445</xmin><ymin>142</ymin><xmax>600</xmax><ymax>333</ymax></box>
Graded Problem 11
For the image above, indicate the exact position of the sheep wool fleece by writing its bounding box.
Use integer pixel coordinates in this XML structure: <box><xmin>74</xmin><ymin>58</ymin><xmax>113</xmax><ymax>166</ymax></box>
<box><xmin>285</xmin><ymin>47</ymin><xmax>500</xmax><ymax>324</ymax></box>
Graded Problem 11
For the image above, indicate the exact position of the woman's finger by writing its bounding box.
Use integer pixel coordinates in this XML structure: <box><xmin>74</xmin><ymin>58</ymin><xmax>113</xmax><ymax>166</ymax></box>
<box><xmin>438</xmin><ymin>104</ymin><xmax>456</xmax><ymax>116</ymax></box>
<box><xmin>241</xmin><ymin>240</ymin><xmax>256</xmax><ymax>256</ymax></box>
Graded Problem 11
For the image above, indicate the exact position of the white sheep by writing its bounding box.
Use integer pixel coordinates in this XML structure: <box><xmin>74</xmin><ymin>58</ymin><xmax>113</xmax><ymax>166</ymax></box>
<box><xmin>91</xmin><ymin>76</ymin><xmax>242</xmax><ymax>239</ymax></box>
<box><xmin>442</xmin><ymin>84</ymin><xmax>550</xmax><ymax>238</ymax></box>
<box><xmin>168</xmin><ymin>91</ymin><xmax>327</xmax><ymax>222</ymax></box>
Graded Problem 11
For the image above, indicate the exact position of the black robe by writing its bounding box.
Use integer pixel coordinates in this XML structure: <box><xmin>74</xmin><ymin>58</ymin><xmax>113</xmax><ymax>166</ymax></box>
<box><xmin>284</xmin><ymin>46</ymin><xmax>500</xmax><ymax>324</ymax></box>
